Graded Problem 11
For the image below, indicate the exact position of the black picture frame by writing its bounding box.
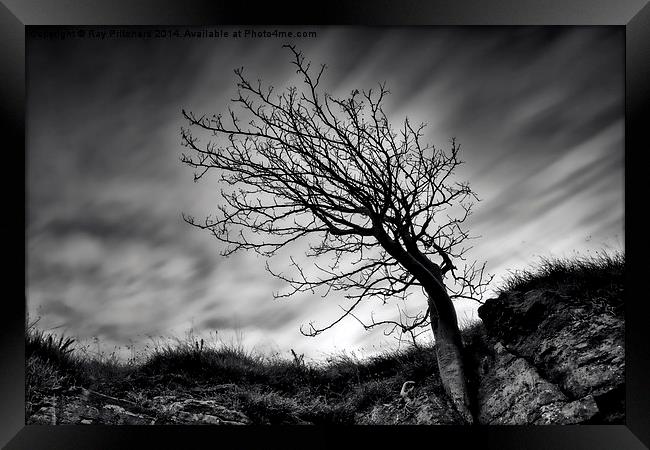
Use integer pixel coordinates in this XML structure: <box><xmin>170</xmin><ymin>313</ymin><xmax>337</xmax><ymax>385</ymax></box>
<box><xmin>2</xmin><ymin>1</ymin><xmax>649</xmax><ymax>448</ymax></box>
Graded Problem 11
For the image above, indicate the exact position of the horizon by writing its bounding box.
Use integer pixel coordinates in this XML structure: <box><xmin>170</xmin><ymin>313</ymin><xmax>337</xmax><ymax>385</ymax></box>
<box><xmin>27</xmin><ymin>26</ymin><xmax>624</xmax><ymax>362</ymax></box>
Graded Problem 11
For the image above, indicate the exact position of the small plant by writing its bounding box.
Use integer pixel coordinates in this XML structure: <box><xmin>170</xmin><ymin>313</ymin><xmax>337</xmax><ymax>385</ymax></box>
<box><xmin>194</xmin><ymin>339</ymin><xmax>204</xmax><ymax>359</ymax></box>
<box><xmin>26</xmin><ymin>328</ymin><xmax>75</xmax><ymax>358</ymax></box>
<box><xmin>25</xmin><ymin>321</ymin><xmax>84</xmax><ymax>383</ymax></box>
<box><xmin>25</xmin><ymin>354</ymin><xmax>70</xmax><ymax>417</ymax></box>
<box><xmin>290</xmin><ymin>349</ymin><xmax>304</xmax><ymax>367</ymax></box>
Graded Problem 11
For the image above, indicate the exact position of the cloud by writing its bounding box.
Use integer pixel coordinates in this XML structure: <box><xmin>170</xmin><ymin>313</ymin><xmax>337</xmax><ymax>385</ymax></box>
<box><xmin>27</xmin><ymin>27</ymin><xmax>624</xmax><ymax>360</ymax></box>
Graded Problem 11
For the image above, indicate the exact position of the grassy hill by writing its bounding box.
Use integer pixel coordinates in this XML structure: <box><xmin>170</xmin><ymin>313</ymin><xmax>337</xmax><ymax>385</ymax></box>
<box><xmin>25</xmin><ymin>251</ymin><xmax>624</xmax><ymax>425</ymax></box>
<box><xmin>27</xmin><ymin>321</ymin><xmax>460</xmax><ymax>424</ymax></box>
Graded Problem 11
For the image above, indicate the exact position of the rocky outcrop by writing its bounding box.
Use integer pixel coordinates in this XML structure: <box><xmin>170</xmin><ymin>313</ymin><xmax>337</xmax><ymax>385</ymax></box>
<box><xmin>477</xmin><ymin>288</ymin><xmax>624</xmax><ymax>424</ymax></box>
<box><xmin>474</xmin><ymin>342</ymin><xmax>599</xmax><ymax>424</ymax></box>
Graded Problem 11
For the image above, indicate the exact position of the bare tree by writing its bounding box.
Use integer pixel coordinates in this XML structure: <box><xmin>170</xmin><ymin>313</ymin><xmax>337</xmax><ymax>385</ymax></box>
<box><xmin>180</xmin><ymin>45</ymin><xmax>492</xmax><ymax>423</ymax></box>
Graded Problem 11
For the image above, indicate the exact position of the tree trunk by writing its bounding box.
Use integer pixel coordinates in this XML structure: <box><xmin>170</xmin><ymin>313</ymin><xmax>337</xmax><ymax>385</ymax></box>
<box><xmin>425</xmin><ymin>285</ymin><xmax>474</xmax><ymax>424</ymax></box>
<box><xmin>372</xmin><ymin>231</ymin><xmax>473</xmax><ymax>422</ymax></box>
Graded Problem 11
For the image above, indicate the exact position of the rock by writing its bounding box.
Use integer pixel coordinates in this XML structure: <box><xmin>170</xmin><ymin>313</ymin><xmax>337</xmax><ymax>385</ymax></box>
<box><xmin>28</xmin><ymin>405</ymin><xmax>57</xmax><ymax>425</ymax></box>
<box><xmin>165</xmin><ymin>398</ymin><xmax>250</xmax><ymax>425</ymax></box>
<box><xmin>478</xmin><ymin>289</ymin><xmax>624</xmax><ymax>423</ymax></box>
<box><xmin>476</xmin><ymin>342</ymin><xmax>599</xmax><ymax>424</ymax></box>
<box><xmin>98</xmin><ymin>404</ymin><xmax>155</xmax><ymax>425</ymax></box>
<box><xmin>411</xmin><ymin>394</ymin><xmax>461</xmax><ymax>424</ymax></box>
<box><xmin>191</xmin><ymin>383</ymin><xmax>236</xmax><ymax>394</ymax></box>
<box><xmin>477</xmin><ymin>342</ymin><xmax>565</xmax><ymax>424</ymax></box>
<box><xmin>26</xmin><ymin>395</ymin><xmax>155</xmax><ymax>425</ymax></box>
<box><xmin>151</xmin><ymin>395</ymin><xmax>177</xmax><ymax>404</ymax></box>
<box><xmin>533</xmin><ymin>395</ymin><xmax>600</xmax><ymax>425</ymax></box>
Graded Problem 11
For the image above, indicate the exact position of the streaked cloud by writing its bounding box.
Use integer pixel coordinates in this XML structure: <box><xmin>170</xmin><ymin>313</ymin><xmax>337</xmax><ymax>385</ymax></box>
<box><xmin>27</xmin><ymin>26</ymin><xmax>623</xmax><ymax>360</ymax></box>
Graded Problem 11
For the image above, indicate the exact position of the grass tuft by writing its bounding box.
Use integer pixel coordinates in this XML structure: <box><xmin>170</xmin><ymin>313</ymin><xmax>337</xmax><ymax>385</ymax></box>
<box><xmin>25</xmin><ymin>320</ymin><xmax>86</xmax><ymax>385</ymax></box>
<box><xmin>496</xmin><ymin>251</ymin><xmax>624</xmax><ymax>312</ymax></box>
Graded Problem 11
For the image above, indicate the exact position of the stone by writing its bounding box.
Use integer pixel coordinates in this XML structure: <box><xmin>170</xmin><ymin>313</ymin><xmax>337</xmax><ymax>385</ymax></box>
<box><xmin>165</xmin><ymin>398</ymin><xmax>250</xmax><ymax>425</ymax></box>
<box><xmin>477</xmin><ymin>342</ymin><xmax>567</xmax><ymax>424</ymax></box>
<box><xmin>28</xmin><ymin>405</ymin><xmax>57</xmax><ymax>425</ymax></box>
<box><xmin>478</xmin><ymin>288</ymin><xmax>624</xmax><ymax>423</ymax></box>
<box><xmin>475</xmin><ymin>342</ymin><xmax>600</xmax><ymax>424</ymax></box>
<box><xmin>533</xmin><ymin>395</ymin><xmax>599</xmax><ymax>425</ymax></box>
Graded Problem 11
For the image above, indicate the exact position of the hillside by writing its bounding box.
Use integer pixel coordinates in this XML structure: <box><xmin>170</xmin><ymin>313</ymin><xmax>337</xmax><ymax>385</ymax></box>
<box><xmin>26</xmin><ymin>253</ymin><xmax>624</xmax><ymax>425</ymax></box>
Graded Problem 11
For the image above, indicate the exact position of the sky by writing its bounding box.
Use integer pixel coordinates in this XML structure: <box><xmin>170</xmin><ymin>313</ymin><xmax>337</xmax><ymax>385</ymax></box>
<box><xmin>26</xmin><ymin>26</ymin><xmax>624</xmax><ymax>362</ymax></box>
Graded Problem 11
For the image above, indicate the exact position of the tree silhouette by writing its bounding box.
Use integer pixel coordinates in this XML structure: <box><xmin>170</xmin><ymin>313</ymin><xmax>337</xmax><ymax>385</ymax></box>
<box><xmin>180</xmin><ymin>45</ymin><xmax>492</xmax><ymax>423</ymax></box>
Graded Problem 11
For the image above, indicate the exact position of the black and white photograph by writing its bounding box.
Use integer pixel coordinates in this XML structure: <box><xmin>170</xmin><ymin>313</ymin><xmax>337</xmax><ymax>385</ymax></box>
<box><xmin>25</xmin><ymin>26</ymin><xmax>625</xmax><ymax>426</ymax></box>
